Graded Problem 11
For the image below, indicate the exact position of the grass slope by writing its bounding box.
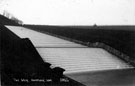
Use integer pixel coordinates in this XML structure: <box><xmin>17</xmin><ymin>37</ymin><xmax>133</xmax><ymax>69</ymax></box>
<box><xmin>0</xmin><ymin>14</ymin><xmax>19</xmax><ymax>25</ymax></box>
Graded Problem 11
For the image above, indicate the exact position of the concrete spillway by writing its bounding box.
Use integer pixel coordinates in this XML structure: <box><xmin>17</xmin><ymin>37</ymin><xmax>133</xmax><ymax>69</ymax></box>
<box><xmin>5</xmin><ymin>26</ymin><xmax>86</xmax><ymax>48</ymax></box>
<box><xmin>6</xmin><ymin>26</ymin><xmax>133</xmax><ymax>74</ymax></box>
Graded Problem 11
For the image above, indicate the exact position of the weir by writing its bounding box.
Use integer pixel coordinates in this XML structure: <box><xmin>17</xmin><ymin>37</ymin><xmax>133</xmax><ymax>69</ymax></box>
<box><xmin>4</xmin><ymin>25</ymin><xmax>135</xmax><ymax>86</ymax></box>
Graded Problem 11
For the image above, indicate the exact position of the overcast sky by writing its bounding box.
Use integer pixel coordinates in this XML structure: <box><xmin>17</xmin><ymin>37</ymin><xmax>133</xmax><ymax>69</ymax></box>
<box><xmin>0</xmin><ymin>0</ymin><xmax>135</xmax><ymax>25</ymax></box>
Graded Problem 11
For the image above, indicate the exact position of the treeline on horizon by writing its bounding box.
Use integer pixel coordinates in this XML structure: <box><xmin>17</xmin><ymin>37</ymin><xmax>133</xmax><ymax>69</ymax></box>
<box><xmin>0</xmin><ymin>14</ymin><xmax>22</xmax><ymax>25</ymax></box>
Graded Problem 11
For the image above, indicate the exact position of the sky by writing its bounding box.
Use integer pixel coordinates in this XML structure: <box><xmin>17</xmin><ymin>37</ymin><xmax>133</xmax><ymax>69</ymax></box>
<box><xmin>0</xmin><ymin>0</ymin><xmax>135</xmax><ymax>25</ymax></box>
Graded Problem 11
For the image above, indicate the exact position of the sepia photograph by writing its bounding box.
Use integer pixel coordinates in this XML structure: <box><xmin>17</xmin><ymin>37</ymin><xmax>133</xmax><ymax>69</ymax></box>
<box><xmin>0</xmin><ymin>0</ymin><xmax>135</xmax><ymax>86</ymax></box>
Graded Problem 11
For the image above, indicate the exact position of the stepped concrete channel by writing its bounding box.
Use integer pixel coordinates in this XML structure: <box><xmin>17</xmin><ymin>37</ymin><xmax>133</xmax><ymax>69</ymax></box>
<box><xmin>6</xmin><ymin>25</ymin><xmax>134</xmax><ymax>86</ymax></box>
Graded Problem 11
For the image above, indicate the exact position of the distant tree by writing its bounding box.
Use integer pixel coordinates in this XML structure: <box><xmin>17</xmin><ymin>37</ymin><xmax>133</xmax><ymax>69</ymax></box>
<box><xmin>93</xmin><ymin>24</ymin><xmax>97</xmax><ymax>27</ymax></box>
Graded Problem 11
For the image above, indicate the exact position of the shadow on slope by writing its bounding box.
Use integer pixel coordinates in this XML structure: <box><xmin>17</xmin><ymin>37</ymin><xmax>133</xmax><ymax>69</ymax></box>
<box><xmin>1</xmin><ymin>25</ymin><xmax>85</xmax><ymax>86</ymax></box>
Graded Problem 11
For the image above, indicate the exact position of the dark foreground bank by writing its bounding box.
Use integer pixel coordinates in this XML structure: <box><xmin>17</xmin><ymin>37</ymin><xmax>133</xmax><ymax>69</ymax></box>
<box><xmin>1</xmin><ymin>25</ymin><xmax>85</xmax><ymax>86</ymax></box>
